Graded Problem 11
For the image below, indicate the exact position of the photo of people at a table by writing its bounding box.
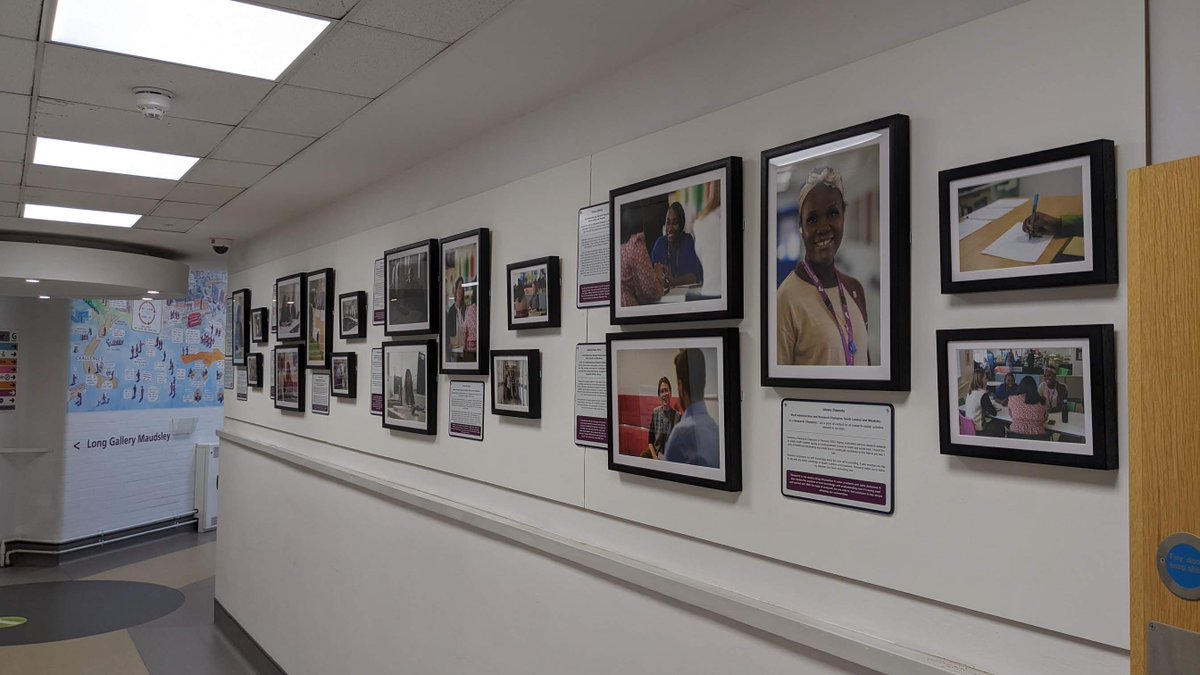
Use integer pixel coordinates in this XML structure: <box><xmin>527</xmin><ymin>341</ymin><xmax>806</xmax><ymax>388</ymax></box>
<box><xmin>949</xmin><ymin>342</ymin><xmax>1091</xmax><ymax>450</ymax></box>
<box><xmin>510</xmin><ymin>264</ymin><xmax>548</xmax><ymax>323</ymax></box>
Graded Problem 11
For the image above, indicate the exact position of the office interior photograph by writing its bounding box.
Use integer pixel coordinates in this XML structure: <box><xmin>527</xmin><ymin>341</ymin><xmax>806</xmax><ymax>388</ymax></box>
<box><xmin>0</xmin><ymin>0</ymin><xmax>1198</xmax><ymax>673</ymax></box>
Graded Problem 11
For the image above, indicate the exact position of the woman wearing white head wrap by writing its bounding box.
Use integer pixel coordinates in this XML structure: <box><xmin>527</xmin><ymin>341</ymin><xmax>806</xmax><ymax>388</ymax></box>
<box><xmin>776</xmin><ymin>167</ymin><xmax>870</xmax><ymax>366</ymax></box>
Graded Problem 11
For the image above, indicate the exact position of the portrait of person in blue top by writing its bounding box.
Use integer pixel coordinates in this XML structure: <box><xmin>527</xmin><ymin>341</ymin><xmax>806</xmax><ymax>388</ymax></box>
<box><xmin>650</xmin><ymin>202</ymin><xmax>703</xmax><ymax>288</ymax></box>
<box><xmin>663</xmin><ymin>347</ymin><xmax>720</xmax><ymax>468</ymax></box>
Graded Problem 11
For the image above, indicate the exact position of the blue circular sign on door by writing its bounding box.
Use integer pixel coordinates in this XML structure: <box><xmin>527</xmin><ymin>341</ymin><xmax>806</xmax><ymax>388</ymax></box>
<box><xmin>1158</xmin><ymin>533</ymin><xmax>1200</xmax><ymax>600</ymax></box>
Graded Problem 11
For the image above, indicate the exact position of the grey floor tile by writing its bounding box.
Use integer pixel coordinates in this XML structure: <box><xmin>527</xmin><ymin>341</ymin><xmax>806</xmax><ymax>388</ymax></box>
<box><xmin>0</xmin><ymin>565</ymin><xmax>70</xmax><ymax>587</ymax></box>
<box><xmin>62</xmin><ymin>530</ymin><xmax>217</xmax><ymax>580</ymax></box>
<box><xmin>130</xmin><ymin>624</ymin><xmax>257</xmax><ymax>675</ymax></box>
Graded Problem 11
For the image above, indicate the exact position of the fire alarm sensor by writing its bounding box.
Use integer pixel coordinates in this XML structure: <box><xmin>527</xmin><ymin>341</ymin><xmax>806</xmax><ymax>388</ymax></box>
<box><xmin>133</xmin><ymin>87</ymin><xmax>174</xmax><ymax>120</ymax></box>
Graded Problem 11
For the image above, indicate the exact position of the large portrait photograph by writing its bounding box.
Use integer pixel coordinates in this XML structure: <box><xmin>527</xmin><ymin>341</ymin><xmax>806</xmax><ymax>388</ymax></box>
<box><xmin>761</xmin><ymin>115</ymin><xmax>910</xmax><ymax>391</ymax></box>
<box><xmin>936</xmin><ymin>325</ymin><xmax>1117</xmax><ymax>470</ymax></box>
<box><xmin>441</xmin><ymin>229</ymin><xmax>490</xmax><ymax>374</ymax></box>
<box><xmin>607</xmin><ymin>328</ymin><xmax>741</xmax><ymax>492</ymax></box>
<box><xmin>383</xmin><ymin>338</ymin><xmax>437</xmax><ymax>435</ymax></box>
<box><xmin>306</xmin><ymin>268</ymin><xmax>334</xmax><ymax>369</ymax></box>
<box><xmin>275</xmin><ymin>273</ymin><xmax>305</xmax><ymax>343</ymax></box>
<box><xmin>273</xmin><ymin>345</ymin><xmax>305</xmax><ymax>412</ymax></box>
<box><xmin>385</xmin><ymin>239</ymin><xmax>438</xmax><ymax>336</ymax></box>
<box><xmin>610</xmin><ymin>157</ymin><xmax>742</xmax><ymax>325</ymax></box>
<box><xmin>940</xmin><ymin>140</ymin><xmax>1116</xmax><ymax>294</ymax></box>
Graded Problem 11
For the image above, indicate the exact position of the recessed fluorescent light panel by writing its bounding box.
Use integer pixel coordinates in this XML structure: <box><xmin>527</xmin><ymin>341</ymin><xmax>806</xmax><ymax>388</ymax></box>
<box><xmin>51</xmin><ymin>0</ymin><xmax>330</xmax><ymax>80</ymax></box>
<box><xmin>34</xmin><ymin>138</ymin><xmax>199</xmax><ymax>180</ymax></box>
<box><xmin>23</xmin><ymin>204</ymin><xmax>141</xmax><ymax>228</ymax></box>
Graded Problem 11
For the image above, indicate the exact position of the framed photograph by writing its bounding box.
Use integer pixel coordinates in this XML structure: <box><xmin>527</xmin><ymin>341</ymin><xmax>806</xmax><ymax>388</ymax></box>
<box><xmin>939</xmin><ymin>139</ymin><xmax>1117</xmax><ymax>293</ymax></box>
<box><xmin>339</xmin><ymin>291</ymin><xmax>367</xmax><ymax>340</ymax></box>
<box><xmin>273</xmin><ymin>345</ymin><xmax>305</xmax><ymax>412</ymax></box>
<box><xmin>384</xmin><ymin>239</ymin><xmax>438</xmax><ymax>336</ymax></box>
<box><xmin>230</xmin><ymin>288</ymin><xmax>250</xmax><ymax>366</ymax></box>
<box><xmin>271</xmin><ymin>283</ymin><xmax>277</xmax><ymax>334</ymax></box>
<box><xmin>275</xmin><ymin>273</ymin><xmax>305</xmax><ymax>343</ymax></box>
<box><xmin>250</xmin><ymin>308</ymin><xmax>269</xmax><ymax>345</ymax></box>
<box><xmin>610</xmin><ymin>156</ymin><xmax>742</xmax><ymax>325</ymax></box>
<box><xmin>246</xmin><ymin>352</ymin><xmax>263</xmax><ymax>388</ymax></box>
<box><xmin>936</xmin><ymin>324</ymin><xmax>1117</xmax><ymax>470</ymax></box>
<box><xmin>331</xmin><ymin>352</ymin><xmax>357</xmax><ymax>398</ymax></box>
<box><xmin>440</xmin><ymin>228</ymin><xmax>491</xmax><ymax>374</ymax></box>
<box><xmin>761</xmin><ymin>114</ymin><xmax>910</xmax><ymax>391</ymax></box>
<box><xmin>607</xmin><ymin>327</ymin><xmax>741</xmax><ymax>492</ymax></box>
<box><xmin>507</xmin><ymin>257</ymin><xmax>560</xmax><ymax>330</ymax></box>
<box><xmin>382</xmin><ymin>338</ymin><xmax>438</xmax><ymax>435</ymax></box>
<box><xmin>306</xmin><ymin>268</ymin><xmax>334</xmax><ymax>369</ymax></box>
<box><xmin>491</xmin><ymin>349</ymin><xmax>541</xmax><ymax>418</ymax></box>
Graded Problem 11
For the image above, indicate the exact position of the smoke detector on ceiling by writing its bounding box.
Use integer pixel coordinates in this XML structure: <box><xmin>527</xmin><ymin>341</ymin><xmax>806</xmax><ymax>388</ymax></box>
<box><xmin>133</xmin><ymin>87</ymin><xmax>174</xmax><ymax>120</ymax></box>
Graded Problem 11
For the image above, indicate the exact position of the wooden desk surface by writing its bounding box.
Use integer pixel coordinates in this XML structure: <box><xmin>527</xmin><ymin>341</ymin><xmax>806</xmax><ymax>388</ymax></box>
<box><xmin>958</xmin><ymin>195</ymin><xmax>1084</xmax><ymax>272</ymax></box>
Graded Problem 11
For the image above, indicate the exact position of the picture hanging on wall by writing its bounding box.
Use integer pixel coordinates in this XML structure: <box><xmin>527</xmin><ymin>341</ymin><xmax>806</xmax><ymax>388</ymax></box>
<box><xmin>230</xmin><ymin>288</ymin><xmax>250</xmax><ymax>366</ymax></box>
<box><xmin>306</xmin><ymin>268</ymin><xmax>334</xmax><ymax>370</ymax></box>
<box><xmin>331</xmin><ymin>352</ymin><xmax>357</xmax><ymax>398</ymax></box>
<box><xmin>275</xmin><ymin>273</ymin><xmax>306</xmax><ymax>343</ymax></box>
<box><xmin>384</xmin><ymin>239</ymin><xmax>439</xmax><ymax>337</ymax></box>
<box><xmin>610</xmin><ymin>156</ymin><xmax>743</xmax><ymax>325</ymax></box>
<box><xmin>936</xmin><ymin>324</ymin><xmax>1117</xmax><ymax>470</ymax></box>
<box><xmin>939</xmin><ymin>139</ymin><xmax>1117</xmax><ymax>294</ymax></box>
<box><xmin>339</xmin><ymin>291</ymin><xmax>367</xmax><ymax>340</ymax></box>
<box><xmin>607</xmin><ymin>327</ymin><xmax>741</xmax><ymax>492</ymax></box>
<box><xmin>250</xmin><ymin>308</ymin><xmax>269</xmax><ymax>345</ymax></box>
<box><xmin>761</xmin><ymin>114</ymin><xmax>911</xmax><ymax>391</ymax></box>
<box><xmin>383</xmin><ymin>338</ymin><xmax>438</xmax><ymax>435</ymax></box>
<box><xmin>507</xmin><ymin>257</ymin><xmax>560</xmax><ymax>330</ymax></box>
<box><xmin>273</xmin><ymin>344</ymin><xmax>305</xmax><ymax>412</ymax></box>
<box><xmin>246</xmin><ymin>352</ymin><xmax>263</xmax><ymax>388</ymax></box>
<box><xmin>491</xmin><ymin>349</ymin><xmax>541</xmax><ymax>418</ymax></box>
<box><xmin>440</xmin><ymin>228</ymin><xmax>491</xmax><ymax>374</ymax></box>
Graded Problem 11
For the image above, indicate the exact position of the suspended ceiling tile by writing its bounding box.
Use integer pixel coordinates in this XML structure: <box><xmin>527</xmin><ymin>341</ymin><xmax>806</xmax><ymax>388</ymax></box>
<box><xmin>152</xmin><ymin>201</ymin><xmax>219</xmax><ymax>219</ymax></box>
<box><xmin>23</xmin><ymin>186</ymin><xmax>159</xmax><ymax>213</ymax></box>
<box><xmin>0</xmin><ymin>0</ymin><xmax>41</xmax><ymax>40</ymax></box>
<box><xmin>25</xmin><ymin>164</ymin><xmax>177</xmax><ymax>199</ymax></box>
<box><xmin>0</xmin><ymin>184</ymin><xmax>18</xmax><ymax>202</ymax></box>
<box><xmin>0</xmin><ymin>131</ymin><xmax>25</xmax><ymax>161</ymax></box>
<box><xmin>0</xmin><ymin>160</ymin><xmax>20</xmax><ymax>185</ymax></box>
<box><xmin>0</xmin><ymin>202</ymin><xmax>15</xmax><ymax>217</ymax></box>
<box><xmin>0</xmin><ymin>36</ymin><xmax>36</xmax><ymax>95</ymax></box>
<box><xmin>255</xmin><ymin>0</ymin><xmax>358</xmax><ymax>19</ymax></box>
<box><xmin>135</xmin><ymin>216</ymin><xmax>200</xmax><ymax>233</ymax></box>
<box><xmin>243</xmin><ymin>85</ymin><xmax>369</xmax><ymax>137</ymax></box>
<box><xmin>165</xmin><ymin>182</ymin><xmax>242</xmax><ymax>206</ymax></box>
<box><xmin>183</xmin><ymin>159</ymin><xmax>274</xmax><ymax>188</ymax></box>
<box><xmin>39</xmin><ymin>44</ymin><xmax>277</xmax><ymax>126</ymax></box>
<box><xmin>210</xmin><ymin>128</ymin><xmax>312</xmax><ymax>164</ymax></box>
<box><xmin>34</xmin><ymin>99</ymin><xmax>232</xmax><ymax>157</ymax></box>
<box><xmin>353</xmin><ymin>0</ymin><xmax>511</xmax><ymax>42</ymax></box>
<box><xmin>287</xmin><ymin>23</ymin><xmax>446</xmax><ymax>98</ymax></box>
<box><xmin>0</xmin><ymin>92</ymin><xmax>30</xmax><ymax>134</ymax></box>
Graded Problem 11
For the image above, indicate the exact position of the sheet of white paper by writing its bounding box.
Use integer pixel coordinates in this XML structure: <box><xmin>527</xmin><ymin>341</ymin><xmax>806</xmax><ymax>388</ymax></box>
<box><xmin>987</xmin><ymin>197</ymin><xmax>1029</xmax><ymax>209</ymax></box>
<box><xmin>964</xmin><ymin>198</ymin><xmax>1030</xmax><ymax>221</ymax></box>
<box><xmin>957</xmin><ymin>218</ymin><xmax>992</xmax><ymax>240</ymax></box>
<box><xmin>981</xmin><ymin>222</ymin><xmax>1054</xmax><ymax>263</ymax></box>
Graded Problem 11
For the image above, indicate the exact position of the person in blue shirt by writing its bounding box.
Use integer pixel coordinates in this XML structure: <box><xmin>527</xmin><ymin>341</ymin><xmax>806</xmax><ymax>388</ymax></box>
<box><xmin>650</xmin><ymin>202</ymin><xmax>703</xmax><ymax>287</ymax></box>
<box><xmin>664</xmin><ymin>348</ymin><xmax>720</xmax><ymax>468</ymax></box>
<box><xmin>992</xmin><ymin>372</ymin><xmax>1019</xmax><ymax>404</ymax></box>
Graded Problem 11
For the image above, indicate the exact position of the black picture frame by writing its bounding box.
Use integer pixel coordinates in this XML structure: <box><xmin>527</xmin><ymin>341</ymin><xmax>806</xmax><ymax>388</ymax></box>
<box><xmin>491</xmin><ymin>349</ymin><xmax>541</xmax><ymax>418</ymax></box>
<box><xmin>271</xmin><ymin>283</ymin><xmax>277</xmax><ymax>334</ymax></box>
<box><xmin>440</xmin><ymin>228</ymin><xmax>490</xmax><ymax>375</ymax></box>
<box><xmin>939</xmin><ymin>139</ymin><xmax>1117</xmax><ymax>294</ymax></box>
<box><xmin>935</xmin><ymin>324</ymin><xmax>1117</xmax><ymax>470</ymax></box>
<box><xmin>338</xmin><ymin>291</ymin><xmax>367</xmax><ymax>340</ymax></box>
<box><xmin>384</xmin><ymin>239</ymin><xmax>439</xmax><ymax>337</ymax></box>
<box><xmin>306</xmin><ymin>268</ymin><xmax>334</xmax><ymax>370</ymax></box>
<box><xmin>382</xmin><ymin>338</ymin><xmax>438</xmax><ymax>435</ymax></box>
<box><xmin>610</xmin><ymin>156</ymin><xmax>743</xmax><ymax>325</ymax></box>
<box><xmin>760</xmin><ymin>114</ymin><xmax>911</xmax><ymax>391</ymax></box>
<box><xmin>273</xmin><ymin>344</ymin><xmax>305</xmax><ymax>412</ymax></box>
<box><xmin>246</xmin><ymin>352</ymin><xmax>263</xmax><ymax>388</ymax></box>
<box><xmin>230</xmin><ymin>288</ymin><xmax>250</xmax><ymax>366</ymax></box>
<box><xmin>506</xmin><ymin>256</ymin><xmax>560</xmax><ymax>330</ymax></box>
<box><xmin>606</xmin><ymin>327</ymin><xmax>741</xmax><ymax>492</ymax></box>
<box><xmin>330</xmin><ymin>352</ymin><xmax>357</xmax><ymax>398</ymax></box>
<box><xmin>250</xmin><ymin>308</ymin><xmax>269</xmax><ymax>345</ymax></box>
<box><xmin>275</xmin><ymin>273</ymin><xmax>306</xmax><ymax>343</ymax></box>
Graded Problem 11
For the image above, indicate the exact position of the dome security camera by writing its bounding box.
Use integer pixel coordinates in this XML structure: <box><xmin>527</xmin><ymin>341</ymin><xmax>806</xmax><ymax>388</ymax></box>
<box><xmin>210</xmin><ymin>238</ymin><xmax>233</xmax><ymax>255</ymax></box>
<box><xmin>133</xmin><ymin>87</ymin><xmax>174</xmax><ymax>120</ymax></box>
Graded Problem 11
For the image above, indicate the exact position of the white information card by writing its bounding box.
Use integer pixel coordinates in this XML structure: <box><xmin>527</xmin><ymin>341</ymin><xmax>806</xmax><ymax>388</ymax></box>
<box><xmin>781</xmin><ymin>399</ymin><xmax>894</xmax><ymax>514</ymax></box>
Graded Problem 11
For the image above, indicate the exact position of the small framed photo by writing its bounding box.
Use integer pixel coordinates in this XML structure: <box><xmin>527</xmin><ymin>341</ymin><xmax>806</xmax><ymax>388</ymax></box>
<box><xmin>383</xmin><ymin>338</ymin><xmax>438</xmax><ymax>435</ymax></box>
<box><xmin>250</xmin><ymin>308</ymin><xmax>269</xmax><ymax>344</ymax></box>
<box><xmin>275</xmin><ymin>273</ymin><xmax>306</xmax><ymax>343</ymax></box>
<box><xmin>607</xmin><ymin>327</ymin><xmax>741</xmax><ymax>492</ymax></box>
<box><xmin>610</xmin><ymin>156</ymin><xmax>742</xmax><ymax>325</ymax></box>
<box><xmin>306</xmin><ymin>268</ymin><xmax>334</xmax><ymax>369</ymax></box>
<box><xmin>440</xmin><ymin>228</ymin><xmax>491</xmax><ymax>374</ymax></box>
<box><xmin>246</xmin><ymin>352</ymin><xmax>263</xmax><ymax>388</ymax></box>
<box><xmin>491</xmin><ymin>349</ymin><xmax>541</xmax><ymax>418</ymax></box>
<box><xmin>230</xmin><ymin>288</ymin><xmax>250</xmax><ymax>366</ymax></box>
<box><xmin>507</xmin><ymin>257</ymin><xmax>560</xmax><ymax>330</ymax></box>
<box><xmin>273</xmin><ymin>345</ymin><xmax>305</xmax><ymax>412</ymax></box>
<box><xmin>385</xmin><ymin>239</ymin><xmax>439</xmax><ymax>337</ymax></box>
<box><xmin>939</xmin><ymin>139</ymin><xmax>1117</xmax><ymax>293</ymax></box>
<box><xmin>936</xmin><ymin>324</ymin><xmax>1117</xmax><ymax>470</ymax></box>
<box><xmin>339</xmin><ymin>291</ymin><xmax>367</xmax><ymax>340</ymax></box>
<box><xmin>331</xmin><ymin>352</ymin><xmax>357</xmax><ymax>398</ymax></box>
<box><xmin>761</xmin><ymin>115</ymin><xmax>910</xmax><ymax>391</ymax></box>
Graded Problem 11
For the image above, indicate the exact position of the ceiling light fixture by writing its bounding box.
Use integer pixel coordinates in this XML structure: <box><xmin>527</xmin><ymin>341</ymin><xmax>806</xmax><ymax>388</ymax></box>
<box><xmin>25</xmin><ymin>279</ymin><xmax>39</xmax><ymax>283</ymax></box>
<box><xmin>51</xmin><ymin>0</ymin><xmax>330</xmax><ymax>80</ymax></box>
<box><xmin>34</xmin><ymin>137</ymin><xmax>199</xmax><ymax>180</ymax></box>
<box><xmin>38</xmin><ymin>295</ymin><xmax>50</xmax><ymax>300</ymax></box>
<box><xmin>147</xmin><ymin>290</ymin><xmax>160</xmax><ymax>295</ymax></box>
<box><xmin>23</xmin><ymin>203</ymin><xmax>142</xmax><ymax>228</ymax></box>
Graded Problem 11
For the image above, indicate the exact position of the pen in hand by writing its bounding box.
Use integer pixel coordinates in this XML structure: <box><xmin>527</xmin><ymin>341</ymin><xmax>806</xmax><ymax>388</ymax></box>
<box><xmin>1027</xmin><ymin>193</ymin><xmax>1040</xmax><ymax>241</ymax></box>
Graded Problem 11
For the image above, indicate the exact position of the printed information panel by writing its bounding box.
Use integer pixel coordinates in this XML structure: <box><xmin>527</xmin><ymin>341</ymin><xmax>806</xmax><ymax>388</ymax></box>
<box><xmin>781</xmin><ymin>399</ymin><xmax>894</xmax><ymax>514</ymax></box>
<box><xmin>448</xmin><ymin>379</ymin><xmax>484</xmax><ymax>441</ymax></box>
<box><xmin>577</xmin><ymin>203</ymin><xmax>610</xmax><ymax>307</ymax></box>
<box><xmin>574</xmin><ymin>343</ymin><xmax>608</xmax><ymax>448</ymax></box>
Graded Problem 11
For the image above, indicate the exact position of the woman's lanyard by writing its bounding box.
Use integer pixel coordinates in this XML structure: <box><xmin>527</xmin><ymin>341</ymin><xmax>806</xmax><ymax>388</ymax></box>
<box><xmin>800</xmin><ymin>260</ymin><xmax>856</xmax><ymax>365</ymax></box>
